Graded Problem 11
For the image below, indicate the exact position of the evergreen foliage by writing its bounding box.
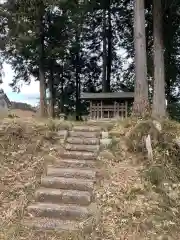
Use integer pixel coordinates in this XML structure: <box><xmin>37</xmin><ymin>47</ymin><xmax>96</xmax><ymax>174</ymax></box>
<box><xmin>0</xmin><ymin>0</ymin><xmax>180</xmax><ymax>120</ymax></box>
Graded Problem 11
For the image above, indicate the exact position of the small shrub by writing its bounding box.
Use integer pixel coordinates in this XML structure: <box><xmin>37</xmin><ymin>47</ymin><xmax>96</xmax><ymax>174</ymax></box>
<box><xmin>8</xmin><ymin>113</ymin><xmax>19</xmax><ymax>118</ymax></box>
<box><xmin>67</xmin><ymin>114</ymin><xmax>76</xmax><ymax>121</ymax></box>
<box><xmin>145</xmin><ymin>166</ymin><xmax>165</xmax><ymax>186</ymax></box>
<box><xmin>46</xmin><ymin>119</ymin><xmax>57</xmax><ymax>131</ymax></box>
<box><xmin>126</xmin><ymin>120</ymin><xmax>161</xmax><ymax>152</ymax></box>
<box><xmin>46</xmin><ymin>119</ymin><xmax>72</xmax><ymax>131</ymax></box>
<box><xmin>108</xmin><ymin>137</ymin><xmax>118</xmax><ymax>151</ymax></box>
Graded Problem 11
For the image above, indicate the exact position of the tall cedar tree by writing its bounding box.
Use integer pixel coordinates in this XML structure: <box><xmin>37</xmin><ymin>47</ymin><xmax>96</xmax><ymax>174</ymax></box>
<box><xmin>38</xmin><ymin>2</ymin><xmax>47</xmax><ymax>117</ymax></box>
<box><xmin>152</xmin><ymin>0</ymin><xmax>166</xmax><ymax>118</ymax></box>
<box><xmin>133</xmin><ymin>0</ymin><xmax>149</xmax><ymax>116</ymax></box>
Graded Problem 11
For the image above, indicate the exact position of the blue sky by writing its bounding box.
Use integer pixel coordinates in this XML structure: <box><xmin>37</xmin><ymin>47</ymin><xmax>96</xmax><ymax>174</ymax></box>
<box><xmin>1</xmin><ymin>63</ymin><xmax>40</xmax><ymax>106</ymax></box>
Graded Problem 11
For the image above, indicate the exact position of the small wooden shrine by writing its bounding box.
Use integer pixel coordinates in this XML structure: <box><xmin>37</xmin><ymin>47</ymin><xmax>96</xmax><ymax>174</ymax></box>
<box><xmin>81</xmin><ymin>92</ymin><xmax>134</xmax><ymax>119</ymax></box>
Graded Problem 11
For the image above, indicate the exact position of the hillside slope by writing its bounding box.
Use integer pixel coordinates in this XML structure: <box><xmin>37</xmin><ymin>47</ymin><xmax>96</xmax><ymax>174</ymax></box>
<box><xmin>95</xmin><ymin>119</ymin><xmax>180</xmax><ymax>239</ymax></box>
<box><xmin>0</xmin><ymin>118</ymin><xmax>70</xmax><ymax>240</ymax></box>
<box><xmin>1</xmin><ymin>118</ymin><xmax>180</xmax><ymax>239</ymax></box>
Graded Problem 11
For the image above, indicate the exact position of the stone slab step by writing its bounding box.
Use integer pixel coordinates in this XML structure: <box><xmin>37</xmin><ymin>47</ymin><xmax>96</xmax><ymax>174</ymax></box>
<box><xmin>35</xmin><ymin>188</ymin><xmax>91</xmax><ymax>205</ymax></box>
<box><xmin>73</xmin><ymin>126</ymin><xmax>101</xmax><ymax>132</ymax></box>
<box><xmin>23</xmin><ymin>217</ymin><xmax>81</xmax><ymax>232</ymax></box>
<box><xmin>47</xmin><ymin>167</ymin><xmax>96</xmax><ymax>180</ymax></box>
<box><xmin>51</xmin><ymin>159</ymin><xmax>96</xmax><ymax>168</ymax></box>
<box><xmin>69</xmin><ymin>131</ymin><xmax>100</xmax><ymax>138</ymax></box>
<box><xmin>67</xmin><ymin>137</ymin><xmax>99</xmax><ymax>145</ymax></box>
<box><xmin>41</xmin><ymin>176</ymin><xmax>94</xmax><ymax>192</ymax></box>
<box><xmin>65</xmin><ymin>143</ymin><xmax>99</xmax><ymax>152</ymax></box>
<box><xmin>27</xmin><ymin>203</ymin><xmax>92</xmax><ymax>220</ymax></box>
<box><xmin>60</xmin><ymin>151</ymin><xmax>97</xmax><ymax>160</ymax></box>
<box><xmin>23</xmin><ymin>217</ymin><xmax>94</xmax><ymax>233</ymax></box>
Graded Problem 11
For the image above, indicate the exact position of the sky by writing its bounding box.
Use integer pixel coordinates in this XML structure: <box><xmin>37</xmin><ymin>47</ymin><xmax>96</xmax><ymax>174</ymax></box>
<box><xmin>1</xmin><ymin>63</ymin><xmax>40</xmax><ymax>106</ymax></box>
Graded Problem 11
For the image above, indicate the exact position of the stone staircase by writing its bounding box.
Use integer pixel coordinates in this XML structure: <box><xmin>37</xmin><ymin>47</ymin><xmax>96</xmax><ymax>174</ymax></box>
<box><xmin>23</xmin><ymin>125</ymin><xmax>101</xmax><ymax>233</ymax></box>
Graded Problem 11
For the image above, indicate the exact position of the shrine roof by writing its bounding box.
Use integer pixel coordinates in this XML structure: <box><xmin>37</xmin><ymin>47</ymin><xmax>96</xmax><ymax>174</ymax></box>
<box><xmin>81</xmin><ymin>92</ymin><xmax>134</xmax><ymax>100</ymax></box>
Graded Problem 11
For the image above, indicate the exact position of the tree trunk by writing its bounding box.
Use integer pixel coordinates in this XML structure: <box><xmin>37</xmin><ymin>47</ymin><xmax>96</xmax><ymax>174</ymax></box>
<box><xmin>107</xmin><ymin>0</ymin><xmax>112</xmax><ymax>92</ymax></box>
<box><xmin>133</xmin><ymin>0</ymin><xmax>149</xmax><ymax>117</ymax></box>
<box><xmin>39</xmin><ymin>7</ymin><xmax>47</xmax><ymax>117</ymax></box>
<box><xmin>164</xmin><ymin>9</ymin><xmax>171</xmax><ymax>107</ymax></box>
<box><xmin>75</xmin><ymin>51</ymin><xmax>80</xmax><ymax>120</ymax></box>
<box><xmin>152</xmin><ymin>0</ymin><xmax>166</xmax><ymax>118</ymax></box>
<box><xmin>49</xmin><ymin>61</ymin><xmax>55</xmax><ymax>118</ymax></box>
<box><xmin>102</xmin><ymin>8</ymin><xmax>107</xmax><ymax>92</ymax></box>
<box><xmin>39</xmin><ymin>62</ymin><xmax>47</xmax><ymax>117</ymax></box>
<box><xmin>75</xmin><ymin>30</ymin><xmax>80</xmax><ymax>120</ymax></box>
<box><xmin>60</xmin><ymin>67</ymin><xmax>64</xmax><ymax>114</ymax></box>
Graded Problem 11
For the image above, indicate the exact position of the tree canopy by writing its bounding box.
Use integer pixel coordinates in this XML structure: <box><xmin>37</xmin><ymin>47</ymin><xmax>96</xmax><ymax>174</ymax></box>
<box><xmin>1</xmin><ymin>0</ymin><xmax>180</xmax><ymax>120</ymax></box>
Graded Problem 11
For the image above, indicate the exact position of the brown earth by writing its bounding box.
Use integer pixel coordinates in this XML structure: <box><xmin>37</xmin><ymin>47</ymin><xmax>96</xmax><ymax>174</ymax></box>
<box><xmin>9</xmin><ymin>109</ymin><xmax>37</xmax><ymax>118</ymax></box>
<box><xmin>1</xmin><ymin>118</ymin><xmax>180</xmax><ymax>239</ymax></box>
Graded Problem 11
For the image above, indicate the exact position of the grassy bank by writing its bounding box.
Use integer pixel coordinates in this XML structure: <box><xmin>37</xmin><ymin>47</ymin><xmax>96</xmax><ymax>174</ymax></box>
<box><xmin>95</xmin><ymin>118</ymin><xmax>180</xmax><ymax>239</ymax></box>
<box><xmin>0</xmin><ymin>118</ymin><xmax>69</xmax><ymax>240</ymax></box>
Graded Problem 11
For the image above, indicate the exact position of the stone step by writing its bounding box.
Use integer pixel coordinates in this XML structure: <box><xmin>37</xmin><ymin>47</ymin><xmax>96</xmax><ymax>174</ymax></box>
<box><xmin>65</xmin><ymin>143</ymin><xmax>99</xmax><ymax>152</ymax></box>
<box><xmin>51</xmin><ymin>159</ymin><xmax>96</xmax><ymax>168</ymax></box>
<box><xmin>73</xmin><ymin>126</ymin><xmax>101</xmax><ymax>132</ymax></box>
<box><xmin>69</xmin><ymin>131</ymin><xmax>100</xmax><ymax>138</ymax></box>
<box><xmin>41</xmin><ymin>176</ymin><xmax>94</xmax><ymax>192</ymax></box>
<box><xmin>47</xmin><ymin>167</ymin><xmax>96</xmax><ymax>180</ymax></box>
<box><xmin>35</xmin><ymin>188</ymin><xmax>91</xmax><ymax>206</ymax></box>
<box><xmin>23</xmin><ymin>217</ymin><xmax>82</xmax><ymax>232</ymax></box>
<box><xmin>67</xmin><ymin>137</ymin><xmax>99</xmax><ymax>145</ymax></box>
<box><xmin>27</xmin><ymin>203</ymin><xmax>92</xmax><ymax>221</ymax></box>
<box><xmin>60</xmin><ymin>151</ymin><xmax>97</xmax><ymax>160</ymax></box>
